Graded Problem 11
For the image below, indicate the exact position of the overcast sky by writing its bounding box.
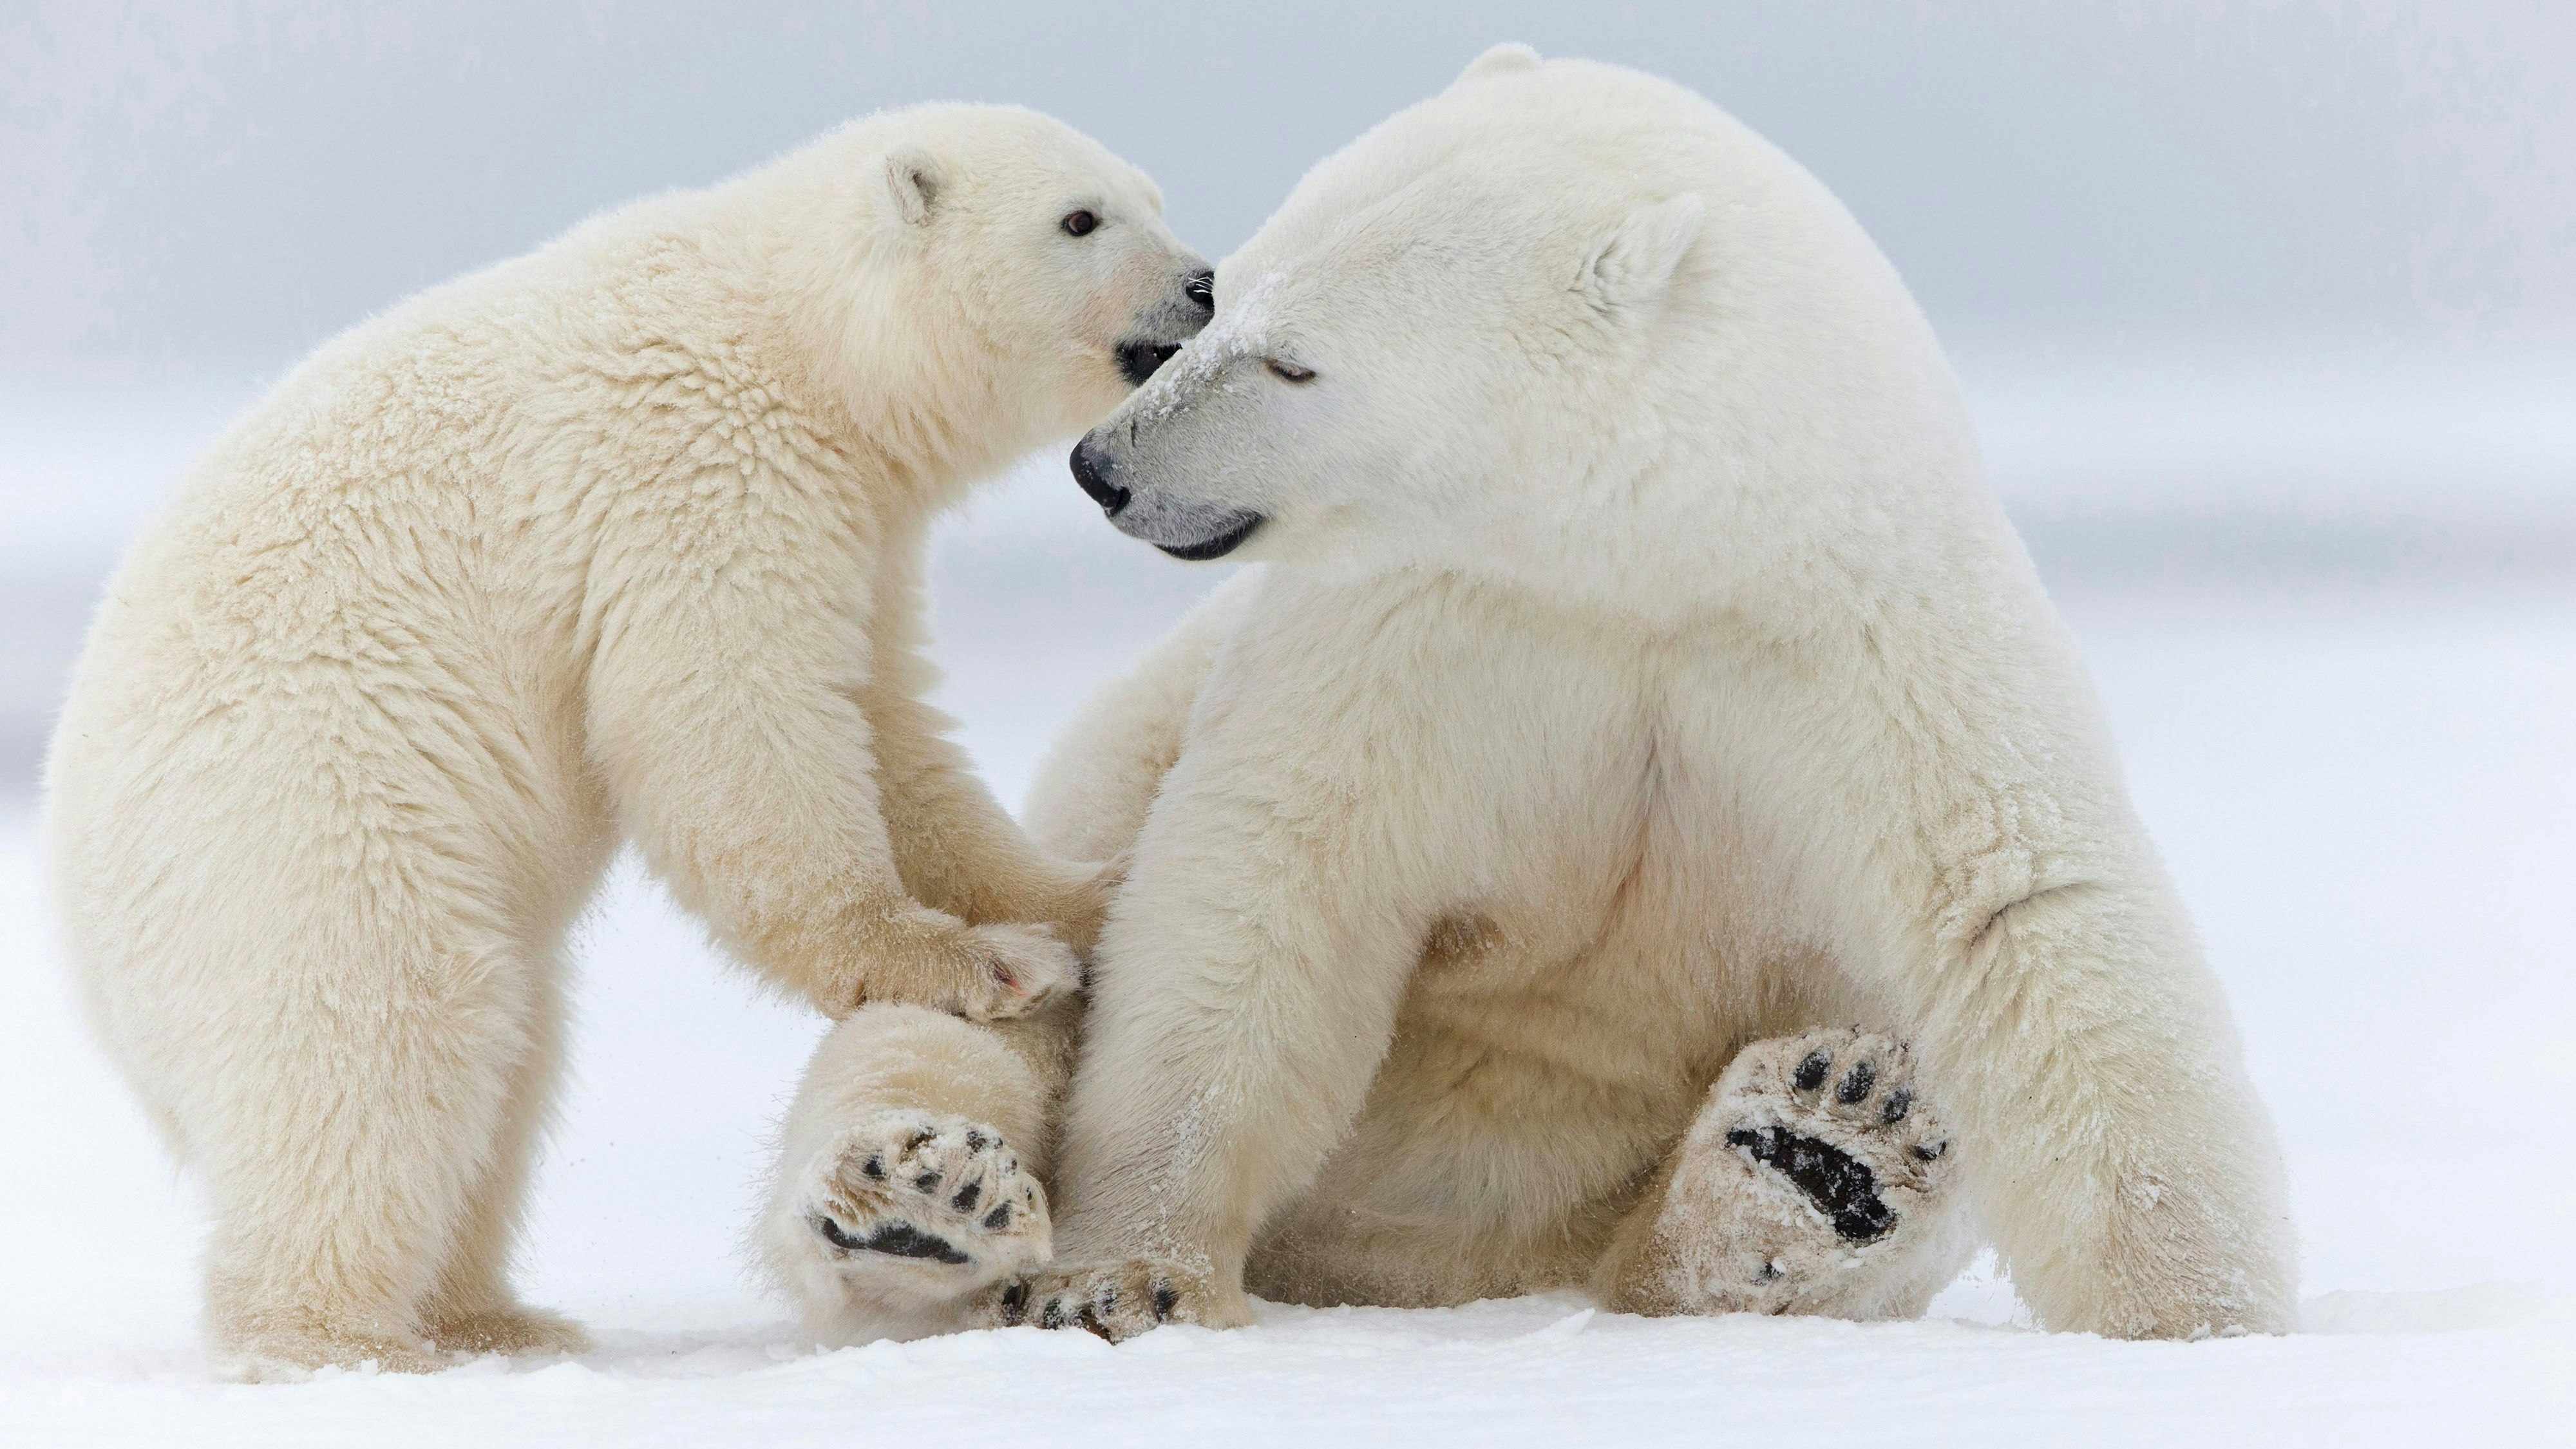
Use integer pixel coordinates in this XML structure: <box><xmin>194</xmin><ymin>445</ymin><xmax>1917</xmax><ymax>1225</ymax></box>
<box><xmin>4</xmin><ymin>0</ymin><xmax>2570</xmax><ymax>390</ymax></box>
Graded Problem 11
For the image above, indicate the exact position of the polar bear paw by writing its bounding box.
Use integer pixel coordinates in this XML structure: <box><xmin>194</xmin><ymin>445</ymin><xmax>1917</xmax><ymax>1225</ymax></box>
<box><xmin>421</xmin><ymin>1302</ymin><xmax>590</xmax><ymax>1358</ymax></box>
<box><xmin>793</xmin><ymin>1112</ymin><xmax>1052</xmax><ymax>1303</ymax></box>
<box><xmin>1621</xmin><ymin>1027</ymin><xmax>1963</xmax><ymax>1318</ymax></box>
<box><xmin>979</xmin><ymin>1255</ymin><xmax>1229</xmax><ymax>1341</ymax></box>
<box><xmin>1716</xmin><ymin>1028</ymin><xmax>1953</xmax><ymax>1244</ymax></box>
<box><xmin>943</xmin><ymin>922</ymin><xmax>1083</xmax><ymax>1021</ymax></box>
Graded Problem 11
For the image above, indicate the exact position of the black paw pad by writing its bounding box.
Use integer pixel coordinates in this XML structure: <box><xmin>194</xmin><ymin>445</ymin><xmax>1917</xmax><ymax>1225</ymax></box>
<box><xmin>1731</xmin><ymin>1126</ymin><xmax>1897</xmax><ymax>1242</ymax></box>
<box><xmin>913</xmin><ymin>1171</ymin><xmax>942</xmax><ymax>1195</ymax></box>
<box><xmin>814</xmin><ymin>1217</ymin><xmax>972</xmax><ymax>1265</ymax></box>
<box><xmin>860</xmin><ymin>1154</ymin><xmax>886</xmax><ymax>1180</ymax></box>
<box><xmin>982</xmin><ymin>1202</ymin><xmax>1013</xmax><ymax>1231</ymax></box>
<box><xmin>1882</xmin><ymin>1088</ymin><xmax>1912</xmax><ymax>1124</ymax></box>
<box><xmin>1792</xmin><ymin>1050</ymin><xmax>1832</xmax><ymax>1091</ymax></box>
<box><xmin>1836</xmin><ymin>1061</ymin><xmax>1876</xmax><ymax>1104</ymax></box>
<box><xmin>998</xmin><ymin>1282</ymin><xmax>1028</xmax><ymax>1325</ymax></box>
<box><xmin>1151</xmin><ymin>1282</ymin><xmax>1180</xmax><ymax>1321</ymax></box>
<box><xmin>1913</xmin><ymin>1141</ymin><xmax>1947</xmax><ymax>1162</ymax></box>
<box><xmin>952</xmin><ymin>1180</ymin><xmax>981</xmax><ymax>1212</ymax></box>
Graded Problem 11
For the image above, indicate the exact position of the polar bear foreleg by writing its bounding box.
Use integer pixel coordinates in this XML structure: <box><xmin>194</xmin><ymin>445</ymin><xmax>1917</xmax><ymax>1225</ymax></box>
<box><xmin>1911</xmin><ymin>881</ymin><xmax>2297</xmax><ymax>1338</ymax></box>
<box><xmin>584</xmin><ymin>526</ymin><xmax>1076</xmax><ymax>1022</ymax></box>
<box><xmin>860</xmin><ymin>674</ymin><xmax>1119</xmax><ymax>951</ymax></box>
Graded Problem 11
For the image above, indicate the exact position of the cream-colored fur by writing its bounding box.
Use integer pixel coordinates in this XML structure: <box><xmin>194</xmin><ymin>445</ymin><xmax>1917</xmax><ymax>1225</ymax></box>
<box><xmin>44</xmin><ymin>103</ymin><xmax>1208</xmax><ymax>1378</ymax></box>
<box><xmin>769</xmin><ymin>573</ymin><xmax>1975</xmax><ymax>1341</ymax></box>
<box><xmin>769</xmin><ymin>48</ymin><xmax>2297</xmax><ymax>1345</ymax></box>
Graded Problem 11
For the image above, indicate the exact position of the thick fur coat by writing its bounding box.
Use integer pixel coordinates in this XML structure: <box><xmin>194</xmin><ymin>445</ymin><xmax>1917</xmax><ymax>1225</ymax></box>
<box><xmin>766</xmin><ymin>48</ymin><xmax>2295</xmax><ymax>1345</ymax></box>
<box><xmin>47</xmin><ymin>104</ymin><xmax>1209</xmax><ymax>1377</ymax></box>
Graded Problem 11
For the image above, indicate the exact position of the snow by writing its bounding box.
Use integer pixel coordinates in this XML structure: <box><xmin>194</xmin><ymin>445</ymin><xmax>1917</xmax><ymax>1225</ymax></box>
<box><xmin>4</xmin><ymin>363</ymin><xmax>2575</xmax><ymax>1443</ymax></box>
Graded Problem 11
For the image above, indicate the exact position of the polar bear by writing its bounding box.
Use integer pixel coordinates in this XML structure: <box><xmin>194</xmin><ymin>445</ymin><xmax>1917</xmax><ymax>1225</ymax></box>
<box><xmin>761</xmin><ymin>48</ymin><xmax>2297</xmax><ymax>1344</ymax></box>
<box><xmin>44</xmin><ymin>104</ymin><xmax>1210</xmax><ymax>1377</ymax></box>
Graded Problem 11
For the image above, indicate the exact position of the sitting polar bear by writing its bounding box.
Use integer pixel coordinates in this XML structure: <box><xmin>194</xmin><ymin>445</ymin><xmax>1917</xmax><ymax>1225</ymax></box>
<box><xmin>762</xmin><ymin>47</ymin><xmax>2296</xmax><ymax>1343</ymax></box>
<box><xmin>47</xmin><ymin>104</ymin><xmax>1210</xmax><ymax>1377</ymax></box>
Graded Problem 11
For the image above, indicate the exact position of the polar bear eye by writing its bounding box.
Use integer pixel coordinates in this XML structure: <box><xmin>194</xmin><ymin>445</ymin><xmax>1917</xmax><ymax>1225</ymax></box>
<box><xmin>1060</xmin><ymin>210</ymin><xmax>1099</xmax><ymax>238</ymax></box>
<box><xmin>1265</xmin><ymin>359</ymin><xmax>1316</xmax><ymax>383</ymax></box>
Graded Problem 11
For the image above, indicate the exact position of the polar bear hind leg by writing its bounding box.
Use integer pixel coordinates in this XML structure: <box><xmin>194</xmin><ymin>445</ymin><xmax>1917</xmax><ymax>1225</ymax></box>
<box><xmin>795</xmin><ymin>1111</ymin><xmax>1050</xmax><ymax>1284</ymax></box>
<box><xmin>761</xmin><ymin>1001</ymin><xmax>1077</xmax><ymax>1341</ymax></box>
<box><xmin>193</xmin><ymin>927</ymin><xmax>557</xmax><ymax>1379</ymax></box>
<box><xmin>417</xmin><ymin>956</ymin><xmax>589</xmax><ymax>1358</ymax></box>
<box><xmin>1598</xmin><ymin>1027</ymin><xmax>1973</xmax><ymax>1320</ymax></box>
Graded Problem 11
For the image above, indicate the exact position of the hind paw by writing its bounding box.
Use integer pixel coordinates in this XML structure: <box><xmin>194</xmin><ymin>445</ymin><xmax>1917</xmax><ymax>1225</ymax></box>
<box><xmin>1716</xmin><ymin>1028</ymin><xmax>1953</xmax><ymax>1244</ymax></box>
<box><xmin>791</xmin><ymin>1112</ymin><xmax>1052</xmax><ymax>1302</ymax></box>
<box><xmin>421</xmin><ymin>1303</ymin><xmax>589</xmax><ymax>1358</ymax></box>
<box><xmin>1627</xmin><ymin>1027</ymin><xmax>1962</xmax><ymax>1317</ymax></box>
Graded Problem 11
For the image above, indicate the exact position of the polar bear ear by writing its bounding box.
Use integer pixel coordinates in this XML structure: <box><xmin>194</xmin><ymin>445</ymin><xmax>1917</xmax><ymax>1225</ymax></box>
<box><xmin>882</xmin><ymin>143</ymin><xmax>945</xmax><ymax>227</ymax></box>
<box><xmin>1579</xmin><ymin>193</ymin><xmax>1705</xmax><ymax>316</ymax></box>
<box><xmin>1450</xmin><ymin>43</ymin><xmax>1542</xmax><ymax>90</ymax></box>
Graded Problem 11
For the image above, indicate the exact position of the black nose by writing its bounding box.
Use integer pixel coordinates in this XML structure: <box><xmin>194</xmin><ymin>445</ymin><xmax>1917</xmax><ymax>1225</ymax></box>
<box><xmin>1070</xmin><ymin>439</ymin><xmax>1130</xmax><ymax>516</ymax></box>
<box><xmin>1184</xmin><ymin>268</ymin><xmax>1215</xmax><ymax>316</ymax></box>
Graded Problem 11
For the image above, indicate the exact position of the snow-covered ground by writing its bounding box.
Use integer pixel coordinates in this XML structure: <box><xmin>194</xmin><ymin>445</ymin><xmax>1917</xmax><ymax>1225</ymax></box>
<box><xmin>3</xmin><ymin>359</ymin><xmax>2573</xmax><ymax>1443</ymax></box>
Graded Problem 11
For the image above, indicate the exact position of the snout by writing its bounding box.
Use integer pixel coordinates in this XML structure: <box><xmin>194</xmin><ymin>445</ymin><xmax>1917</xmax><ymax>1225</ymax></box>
<box><xmin>1070</xmin><ymin>438</ymin><xmax>1129</xmax><ymax>516</ymax></box>
<box><xmin>1114</xmin><ymin>263</ymin><xmax>1217</xmax><ymax>385</ymax></box>
<box><xmin>1069</xmin><ymin>424</ymin><xmax>1264</xmax><ymax>562</ymax></box>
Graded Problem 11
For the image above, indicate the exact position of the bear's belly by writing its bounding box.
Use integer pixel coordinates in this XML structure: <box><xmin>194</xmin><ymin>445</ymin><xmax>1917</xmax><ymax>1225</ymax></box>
<box><xmin>1246</xmin><ymin>906</ymin><xmax>1759</xmax><ymax>1308</ymax></box>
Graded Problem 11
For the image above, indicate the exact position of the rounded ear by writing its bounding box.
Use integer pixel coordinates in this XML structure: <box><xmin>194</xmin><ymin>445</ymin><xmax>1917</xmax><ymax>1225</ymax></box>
<box><xmin>1580</xmin><ymin>193</ymin><xmax>1705</xmax><ymax>314</ymax></box>
<box><xmin>1450</xmin><ymin>42</ymin><xmax>1541</xmax><ymax>91</ymax></box>
<box><xmin>882</xmin><ymin>142</ymin><xmax>944</xmax><ymax>226</ymax></box>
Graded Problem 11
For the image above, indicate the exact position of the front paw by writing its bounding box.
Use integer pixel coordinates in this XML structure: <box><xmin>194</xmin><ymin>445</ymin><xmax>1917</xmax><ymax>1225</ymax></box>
<box><xmin>976</xmin><ymin>1256</ymin><xmax>1226</xmax><ymax>1342</ymax></box>
<box><xmin>949</xmin><ymin>922</ymin><xmax>1079</xmax><ymax>1020</ymax></box>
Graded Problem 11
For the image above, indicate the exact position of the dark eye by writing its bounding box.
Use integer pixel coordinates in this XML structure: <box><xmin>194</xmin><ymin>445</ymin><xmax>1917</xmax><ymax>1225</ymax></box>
<box><xmin>1061</xmin><ymin>210</ymin><xmax>1098</xmax><ymax>237</ymax></box>
<box><xmin>1265</xmin><ymin>358</ymin><xmax>1316</xmax><ymax>383</ymax></box>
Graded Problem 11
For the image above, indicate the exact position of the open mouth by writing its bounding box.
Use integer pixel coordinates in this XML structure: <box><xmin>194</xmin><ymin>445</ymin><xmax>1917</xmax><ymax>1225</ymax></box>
<box><xmin>1116</xmin><ymin>339</ymin><xmax>1182</xmax><ymax>386</ymax></box>
<box><xmin>1155</xmin><ymin>513</ymin><xmax>1263</xmax><ymax>561</ymax></box>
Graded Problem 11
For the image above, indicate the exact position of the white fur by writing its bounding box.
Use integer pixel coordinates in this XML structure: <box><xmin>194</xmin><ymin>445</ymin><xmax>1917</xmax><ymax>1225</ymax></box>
<box><xmin>1032</xmin><ymin>52</ymin><xmax>2297</xmax><ymax>1339</ymax></box>
<box><xmin>44</xmin><ymin>103</ymin><xmax>1206</xmax><ymax>1378</ymax></box>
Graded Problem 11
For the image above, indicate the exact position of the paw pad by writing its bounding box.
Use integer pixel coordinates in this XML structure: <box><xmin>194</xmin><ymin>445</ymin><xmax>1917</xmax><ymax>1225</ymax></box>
<box><xmin>797</xmin><ymin>1112</ymin><xmax>1052</xmax><ymax>1289</ymax></box>
<box><xmin>989</xmin><ymin>1261</ymin><xmax>1200</xmax><ymax>1341</ymax></box>
<box><xmin>1727</xmin><ymin>1125</ymin><xmax>1895</xmax><ymax>1242</ymax></box>
<box><xmin>1709</xmin><ymin>1028</ymin><xmax>1956</xmax><ymax>1251</ymax></box>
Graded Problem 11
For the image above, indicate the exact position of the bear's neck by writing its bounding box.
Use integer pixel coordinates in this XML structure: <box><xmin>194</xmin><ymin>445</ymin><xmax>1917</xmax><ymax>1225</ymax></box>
<box><xmin>703</xmin><ymin>177</ymin><xmax>1040</xmax><ymax>515</ymax></box>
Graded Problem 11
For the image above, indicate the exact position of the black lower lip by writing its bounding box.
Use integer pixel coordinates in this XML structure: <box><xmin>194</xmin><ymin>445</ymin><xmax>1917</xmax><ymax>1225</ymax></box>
<box><xmin>1117</xmin><ymin>340</ymin><xmax>1181</xmax><ymax>386</ymax></box>
<box><xmin>1156</xmin><ymin>515</ymin><xmax>1263</xmax><ymax>562</ymax></box>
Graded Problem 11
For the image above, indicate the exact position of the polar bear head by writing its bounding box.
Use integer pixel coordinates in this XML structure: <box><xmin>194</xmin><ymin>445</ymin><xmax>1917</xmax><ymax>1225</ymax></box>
<box><xmin>762</xmin><ymin>104</ymin><xmax>1213</xmax><ymax>459</ymax></box>
<box><xmin>1065</xmin><ymin>49</ymin><xmax>1976</xmax><ymax>612</ymax></box>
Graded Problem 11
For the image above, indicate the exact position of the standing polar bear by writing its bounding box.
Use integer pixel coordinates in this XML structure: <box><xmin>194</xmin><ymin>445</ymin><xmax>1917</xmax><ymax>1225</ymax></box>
<box><xmin>46</xmin><ymin>104</ymin><xmax>1210</xmax><ymax>1377</ymax></box>
<box><xmin>761</xmin><ymin>48</ymin><xmax>2296</xmax><ymax>1344</ymax></box>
